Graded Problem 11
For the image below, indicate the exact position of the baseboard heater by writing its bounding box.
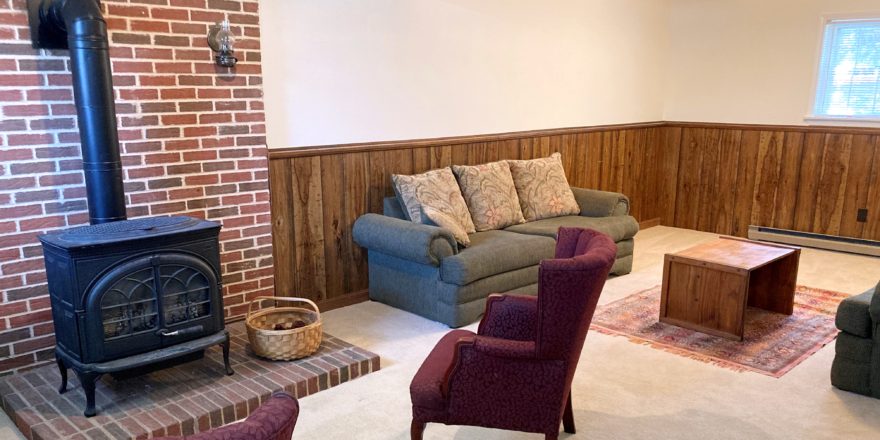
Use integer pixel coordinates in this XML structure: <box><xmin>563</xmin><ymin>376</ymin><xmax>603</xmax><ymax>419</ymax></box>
<box><xmin>748</xmin><ymin>226</ymin><xmax>880</xmax><ymax>257</ymax></box>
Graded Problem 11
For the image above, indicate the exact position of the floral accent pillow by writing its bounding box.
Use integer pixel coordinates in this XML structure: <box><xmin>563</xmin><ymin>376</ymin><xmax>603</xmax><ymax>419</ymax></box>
<box><xmin>507</xmin><ymin>152</ymin><xmax>580</xmax><ymax>221</ymax></box>
<box><xmin>422</xmin><ymin>206</ymin><xmax>471</xmax><ymax>247</ymax></box>
<box><xmin>452</xmin><ymin>161</ymin><xmax>525</xmax><ymax>231</ymax></box>
<box><xmin>391</xmin><ymin>168</ymin><xmax>476</xmax><ymax>234</ymax></box>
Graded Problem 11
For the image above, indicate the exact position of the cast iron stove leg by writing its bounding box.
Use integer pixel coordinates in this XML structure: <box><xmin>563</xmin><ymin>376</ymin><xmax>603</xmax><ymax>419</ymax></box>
<box><xmin>221</xmin><ymin>336</ymin><xmax>234</xmax><ymax>376</ymax></box>
<box><xmin>55</xmin><ymin>353</ymin><xmax>67</xmax><ymax>394</ymax></box>
<box><xmin>75</xmin><ymin>370</ymin><xmax>100</xmax><ymax>417</ymax></box>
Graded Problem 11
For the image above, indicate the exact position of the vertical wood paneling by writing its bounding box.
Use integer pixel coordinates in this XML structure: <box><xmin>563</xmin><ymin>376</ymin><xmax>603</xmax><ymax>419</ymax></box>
<box><xmin>320</xmin><ymin>154</ymin><xmax>345</xmax><ymax>300</ymax></box>
<box><xmin>269</xmin><ymin>160</ymin><xmax>295</xmax><ymax>297</ymax></box>
<box><xmin>659</xmin><ymin>126</ymin><xmax>682</xmax><ymax>227</ymax></box>
<box><xmin>749</xmin><ymin>131</ymin><xmax>785</xmax><ymax>228</ymax></box>
<box><xmin>412</xmin><ymin>147</ymin><xmax>432</xmax><ymax>173</ymax></box>
<box><xmin>451</xmin><ymin>144</ymin><xmax>470</xmax><ymax>165</ymax></box>
<box><xmin>342</xmin><ymin>153</ymin><xmax>370</xmax><ymax>293</ymax></box>
<box><xmin>269</xmin><ymin>122</ymin><xmax>880</xmax><ymax>310</ymax></box>
<box><xmin>792</xmin><ymin>133</ymin><xmax>825</xmax><ymax>232</ymax></box>
<box><xmin>812</xmin><ymin>134</ymin><xmax>852</xmax><ymax>235</ymax></box>
<box><xmin>585</xmin><ymin>132</ymin><xmax>603</xmax><ymax>190</ymax></box>
<box><xmin>695</xmin><ymin>129</ymin><xmax>721</xmax><ymax>233</ymax></box>
<box><xmin>730</xmin><ymin>131</ymin><xmax>760</xmax><ymax>237</ymax></box>
<box><xmin>368</xmin><ymin>150</ymin><xmax>388</xmax><ymax>215</ymax></box>
<box><xmin>497</xmin><ymin>139</ymin><xmax>521</xmax><ymax>162</ymax></box>
<box><xmin>709</xmin><ymin>129</ymin><xmax>741</xmax><ymax>235</ymax></box>
<box><xmin>839</xmin><ymin>135</ymin><xmax>876</xmax><ymax>238</ymax></box>
<box><xmin>674</xmin><ymin>128</ymin><xmax>705</xmax><ymax>231</ymax></box>
<box><xmin>290</xmin><ymin>156</ymin><xmax>326</xmax><ymax>302</ymax></box>
<box><xmin>568</xmin><ymin>133</ymin><xmax>589</xmax><ymax>188</ymax></box>
<box><xmin>625</xmin><ymin>129</ymin><xmax>646</xmax><ymax>222</ymax></box>
<box><xmin>773</xmin><ymin>132</ymin><xmax>804</xmax><ymax>230</ymax></box>
<box><xmin>864</xmin><ymin>138</ymin><xmax>880</xmax><ymax>240</ymax></box>
<box><xmin>666</xmin><ymin>125</ymin><xmax>878</xmax><ymax>242</ymax></box>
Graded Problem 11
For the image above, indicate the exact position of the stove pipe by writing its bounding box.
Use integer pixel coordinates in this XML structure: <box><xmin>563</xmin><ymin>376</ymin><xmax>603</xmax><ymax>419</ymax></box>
<box><xmin>29</xmin><ymin>0</ymin><xmax>126</xmax><ymax>225</ymax></box>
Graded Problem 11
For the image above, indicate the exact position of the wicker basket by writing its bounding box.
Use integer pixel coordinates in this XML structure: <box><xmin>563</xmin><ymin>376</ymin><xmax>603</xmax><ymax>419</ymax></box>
<box><xmin>245</xmin><ymin>296</ymin><xmax>322</xmax><ymax>361</ymax></box>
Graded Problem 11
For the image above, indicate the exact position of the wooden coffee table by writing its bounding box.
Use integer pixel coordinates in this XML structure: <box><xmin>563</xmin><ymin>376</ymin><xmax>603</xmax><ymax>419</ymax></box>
<box><xmin>659</xmin><ymin>237</ymin><xmax>800</xmax><ymax>341</ymax></box>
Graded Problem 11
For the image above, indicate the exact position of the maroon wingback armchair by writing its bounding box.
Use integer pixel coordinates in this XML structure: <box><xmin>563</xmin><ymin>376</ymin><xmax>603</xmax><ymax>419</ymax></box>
<box><xmin>410</xmin><ymin>227</ymin><xmax>617</xmax><ymax>440</ymax></box>
<box><xmin>154</xmin><ymin>392</ymin><xmax>300</xmax><ymax>440</ymax></box>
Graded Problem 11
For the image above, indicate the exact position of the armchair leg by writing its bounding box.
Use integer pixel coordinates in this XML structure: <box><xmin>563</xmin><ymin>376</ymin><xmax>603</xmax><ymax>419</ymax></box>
<box><xmin>411</xmin><ymin>420</ymin><xmax>425</xmax><ymax>440</ymax></box>
<box><xmin>563</xmin><ymin>393</ymin><xmax>576</xmax><ymax>434</ymax></box>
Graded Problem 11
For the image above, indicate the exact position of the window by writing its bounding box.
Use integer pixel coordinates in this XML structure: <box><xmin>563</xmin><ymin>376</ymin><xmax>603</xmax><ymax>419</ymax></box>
<box><xmin>812</xmin><ymin>19</ymin><xmax>880</xmax><ymax>120</ymax></box>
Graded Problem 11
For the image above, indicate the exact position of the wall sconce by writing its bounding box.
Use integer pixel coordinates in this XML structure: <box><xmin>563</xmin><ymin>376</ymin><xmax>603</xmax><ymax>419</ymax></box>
<box><xmin>207</xmin><ymin>19</ymin><xmax>237</xmax><ymax>68</ymax></box>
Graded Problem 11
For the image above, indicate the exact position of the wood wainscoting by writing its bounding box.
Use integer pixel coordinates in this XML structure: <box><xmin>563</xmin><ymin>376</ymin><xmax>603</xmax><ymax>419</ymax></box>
<box><xmin>267</xmin><ymin>122</ymin><xmax>674</xmax><ymax>308</ymax></box>
<box><xmin>664</xmin><ymin>122</ymin><xmax>880</xmax><ymax>241</ymax></box>
<box><xmin>268</xmin><ymin>121</ymin><xmax>880</xmax><ymax>310</ymax></box>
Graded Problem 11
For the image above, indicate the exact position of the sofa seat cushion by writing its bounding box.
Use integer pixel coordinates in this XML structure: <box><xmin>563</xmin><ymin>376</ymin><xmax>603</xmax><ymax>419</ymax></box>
<box><xmin>503</xmin><ymin>215</ymin><xmax>639</xmax><ymax>243</ymax></box>
<box><xmin>440</xmin><ymin>230</ymin><xmax>555</xmax><ymax>286</ymax></box>
<box><xmin>836</xmin><ymin>290</ymin><xmax>875</xmax><ymax>338</ymax></box>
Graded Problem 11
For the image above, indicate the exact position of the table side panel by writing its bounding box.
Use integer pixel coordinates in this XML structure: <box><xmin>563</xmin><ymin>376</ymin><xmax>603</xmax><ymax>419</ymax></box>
<box><xmin>661</xmin><ymin>260</ymin><xmax>748</xmax><ymax>339</ymax></box>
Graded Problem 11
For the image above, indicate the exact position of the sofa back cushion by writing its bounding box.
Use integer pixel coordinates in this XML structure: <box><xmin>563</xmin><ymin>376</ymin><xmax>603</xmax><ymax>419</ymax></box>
<box><xmin>391</xmin><ymin>168</ymin><xmax>476</xmax><ymax>243</ymax></box>
<box><xmin>452</xmin><ymin>161</ymin><xmax>525</xmax><ymax>231</ymax></box>
<box><xmin>507</xmin><ymin>152</ymin><xmax>580</xmax><ymax>221</ymax></box>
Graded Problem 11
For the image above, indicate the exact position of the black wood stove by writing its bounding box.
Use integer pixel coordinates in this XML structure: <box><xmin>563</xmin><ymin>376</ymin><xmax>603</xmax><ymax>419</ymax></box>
<box><xmin>28</xmin><ymin>0</ymin><xmax>233</xmax><ymax>417</ymax></box>
<box><xmin>39</xmin><ymin>217</ymin><xmax>233</xmax><ymax>417</ymax></box>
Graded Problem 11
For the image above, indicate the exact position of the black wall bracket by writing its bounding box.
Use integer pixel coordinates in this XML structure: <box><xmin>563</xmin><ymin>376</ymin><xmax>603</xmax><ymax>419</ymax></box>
<box><xmin>27</xmin><ymin>0</ymin><xmax>69</xmax><ymax>49</ymax></box>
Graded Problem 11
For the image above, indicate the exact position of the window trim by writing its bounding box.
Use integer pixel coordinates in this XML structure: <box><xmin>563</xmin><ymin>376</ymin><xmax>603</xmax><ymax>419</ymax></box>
<box><xmin>805</xmin><ymin>13</ymin><xmax>880</xmax><ymax>127</ymax></box>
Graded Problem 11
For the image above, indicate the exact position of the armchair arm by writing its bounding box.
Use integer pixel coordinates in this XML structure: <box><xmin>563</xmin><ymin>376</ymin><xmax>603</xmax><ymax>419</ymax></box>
<box><xmin>353</xmin><ymin>213</ymin><xmax>457</xmax><ymax>266</ymax></box>
<box><xmin>570</xmin><ymin>187</ymin><xmax>630</xmax><ymax>217</ymax></box>
<box><xmin>469</xmin><ymin>335</ymin><xmax>536</xmax><ymax>359</ymax></box>
<box><xmin>441</xmin><ymin>335</ymin><xmax>537</xmax><ymax>397</ymax></box>
<box><xmin>442</xmin><ymin>336</ymin><xmax>565</xmax><ymax>420</ymax></box>
<box><xmin>477</xmin><ymin>294</ymin><xmax>537</xmax><ymax>341</ymax></box>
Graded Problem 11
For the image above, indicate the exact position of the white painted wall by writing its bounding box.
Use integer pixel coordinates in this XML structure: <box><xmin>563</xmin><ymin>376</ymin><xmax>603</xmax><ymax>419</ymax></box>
<box><xmin>259</xmin><ymin>0</ymin><xmax>670</xmax><ymax>148</ymax></box>
<box><xmin>663</xmin><ymin>0</ymin><xmax>880</xmax><ymax>126</ymax></box>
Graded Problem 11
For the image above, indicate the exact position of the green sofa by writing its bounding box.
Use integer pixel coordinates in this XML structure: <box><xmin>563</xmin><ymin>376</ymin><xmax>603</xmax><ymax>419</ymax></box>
<box><xmin>832</xmin><ymin>280</ymin><xmax>880</xmax><ymax>398</ymax></box>
<box><xmin>352</xmin><ymin>187</ymin><xmax>639</xmax><ymax>327</ymax></box>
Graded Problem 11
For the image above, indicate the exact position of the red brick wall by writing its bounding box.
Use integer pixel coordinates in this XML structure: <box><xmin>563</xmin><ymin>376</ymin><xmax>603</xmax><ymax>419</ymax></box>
<box><xmin>0</xmin><ymin>0</ymin><xmax>273</xmax><ymax>375</ymax></box>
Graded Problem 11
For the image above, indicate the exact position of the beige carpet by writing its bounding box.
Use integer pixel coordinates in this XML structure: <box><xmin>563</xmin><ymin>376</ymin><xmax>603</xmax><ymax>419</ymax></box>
<box><xmin>2</xmin><ymin>226</ymin><xmax>879</xmax><ymax>439</ymax></box>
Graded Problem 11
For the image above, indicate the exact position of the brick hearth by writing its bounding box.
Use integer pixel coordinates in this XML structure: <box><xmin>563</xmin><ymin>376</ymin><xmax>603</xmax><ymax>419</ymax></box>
<box><xmin>0</xmin><ymin>323</ymin><xmax>380</xmax><ymax>440</ymax></box>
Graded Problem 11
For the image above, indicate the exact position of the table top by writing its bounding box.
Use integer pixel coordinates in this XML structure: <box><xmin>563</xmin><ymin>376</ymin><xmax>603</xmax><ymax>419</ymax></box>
<box><xmin>670</xmin><ymin>237</ymin><xmax>799</xmax><ymax>271</ymax></box>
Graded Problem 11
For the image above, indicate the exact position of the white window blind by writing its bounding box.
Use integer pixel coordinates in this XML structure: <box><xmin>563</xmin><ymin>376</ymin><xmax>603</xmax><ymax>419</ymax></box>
<box><xmin>813</xmin><ymin>19</ymin><xmax>880</xmax><ymax>118</ymax></box>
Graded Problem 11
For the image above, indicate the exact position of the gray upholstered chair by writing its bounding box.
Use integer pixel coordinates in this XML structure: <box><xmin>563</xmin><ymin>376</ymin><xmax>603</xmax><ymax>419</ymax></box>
<box><xmin>831</xmin><ymin>280</ymin><xmax>880</xmax><ymax>398</ymax></box>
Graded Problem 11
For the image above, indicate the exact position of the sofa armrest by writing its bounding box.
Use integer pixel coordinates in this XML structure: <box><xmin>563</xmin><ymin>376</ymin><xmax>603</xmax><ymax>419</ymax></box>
<box><xmin>353</xmin><ymin>213</ymin><xmax>457</xmax><ymax>266</ymax></box>
<box><xmin>867</xmin><ymin>281</ymin><xmax>880</xmax><ymax>325</ymax></box>
<box><xmin>570</xmin><ymin>187</ymin><xmax>630</xmax><ymax>217</ymax></box>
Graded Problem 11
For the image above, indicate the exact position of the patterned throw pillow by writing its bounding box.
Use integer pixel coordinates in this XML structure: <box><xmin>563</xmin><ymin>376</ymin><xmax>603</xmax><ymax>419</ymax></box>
<box><xmin>422</xmin><ymin>206</ymin><xmax>471</xmax><ymax>247</ymax></box>
<box><xmin>452</xmin><ymin>161</ymin><xmax>525</xmax><ymax>231</ymax></box>
<box><xmin>391</xmin><ymin>168</ymin><xmax>476</xmax><ymax>234</ymax></box>
<box><xmin>507</xmin><ymin>152</ymin><xmax>580</xmax><ymax>221</ymax></box>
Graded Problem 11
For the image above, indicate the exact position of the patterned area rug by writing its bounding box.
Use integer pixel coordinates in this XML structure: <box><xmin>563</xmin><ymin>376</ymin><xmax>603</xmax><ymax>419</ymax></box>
<box><xmin>590</xmin><ymin>285</ymin><xmax>848</xmax><ymax>377</ymax></box>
